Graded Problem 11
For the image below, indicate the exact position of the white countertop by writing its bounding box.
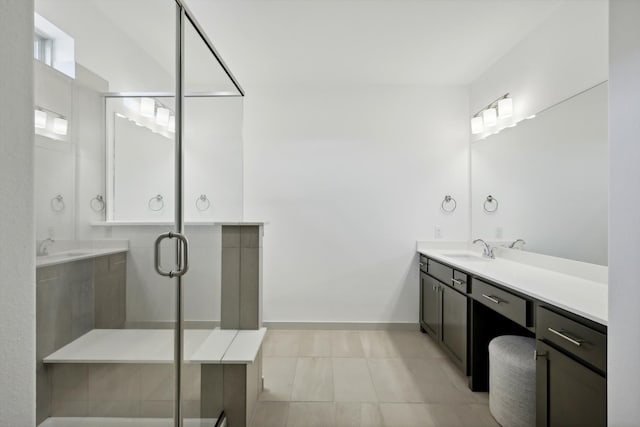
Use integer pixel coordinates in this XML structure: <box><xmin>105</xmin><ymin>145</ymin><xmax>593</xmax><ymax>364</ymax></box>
<box><xmin>43</xmin><ymin>328</ymin><xmax>267</xmax><ymax>365</ymax></box>
<box><xmin>36</xmin><ymin>247</ymin><xmax>128</xmax><ymax>268</ymax></box>
<box><xmin>417</xmin><ymin>248</ymin><xmax>608</xmax><ymax>326</ymax></box>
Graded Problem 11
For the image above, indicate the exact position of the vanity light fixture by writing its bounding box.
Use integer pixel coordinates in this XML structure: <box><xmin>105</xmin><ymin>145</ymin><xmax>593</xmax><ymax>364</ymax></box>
<box><xmin>156</xmin><ymin>107</ymin><xmax>170</xmax><ymax>126</ymax></box>
<box><xmin>34</xmin><ymin>109</ymin><xmax>47</xmax><ymax>129</ymax></box>
<box><xmin>52</xmin><ymin>117</ymin><xmax>68</xmax><ymax>135</ymax></box>
<box><xmin>470</xmin><ymin>93</ymin><xmax>513</xmax><ymax>136</ymax></box>
<box><xmin>140</xmin><ymin>97</ymin><xmax>155</xmax><ymax>118</ymax></box>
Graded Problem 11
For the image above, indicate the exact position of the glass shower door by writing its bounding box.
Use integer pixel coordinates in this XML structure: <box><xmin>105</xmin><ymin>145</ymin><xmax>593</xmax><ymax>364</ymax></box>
<box><xmin>34</xmin><ymin>0</ymin><xmax>181</xmax><ymax>425</ymax></box>
<box><xmin>180</xmin><ymin>7</ymin><xmax>244</xmax><ymax>427</ymax></box>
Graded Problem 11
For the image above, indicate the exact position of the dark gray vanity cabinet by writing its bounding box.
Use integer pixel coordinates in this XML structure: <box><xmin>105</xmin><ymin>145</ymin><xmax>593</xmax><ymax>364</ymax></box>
<box><xmin>536</xmin><ymin>341</ymin><xmax>606</xmax><ymax>427</ymax></box>
<box><xmin>94</xmin><ymin>252</ymin><xmax>127</xmax><ymax>329</ymax></box>
<box><xmin>418</xmin><ymin>253</ymin><xmax>608</xmax><ymax>424</ymax></box>
<box><xmin>419</xmin><ymin>257</ymin><xmax>468</xmax><ymax>373</ymax></box>
<box><xmin>441</xmin><ymin>283</ymin><xmax>468</xmax><ymax>371</ymax></box>
<box><xmin>536</xmin><ymin>306</ymin><xmax>607</xmax><ymax>427</ymax></box>
<box><xmin>420</xmin><ymin>271</ymin><xmax>441</xmax><ymax>339</ymax></box>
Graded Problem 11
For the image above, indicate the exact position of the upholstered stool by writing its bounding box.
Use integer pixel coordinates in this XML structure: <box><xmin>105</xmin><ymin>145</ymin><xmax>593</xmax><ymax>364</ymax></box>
<box><xmin>488</xmin><ymin>335</ymin><xmax>536</xmax><ymax>427</ymax></box>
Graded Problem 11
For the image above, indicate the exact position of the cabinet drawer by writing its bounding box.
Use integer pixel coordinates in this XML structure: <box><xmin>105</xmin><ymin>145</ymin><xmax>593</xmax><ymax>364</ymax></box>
<box><xmin>471</xmin><ymin>279</ymin><xmax>529</xmax><ymax>327</ymax></box>
<box><xmin>427</xmin><ymin>259</ymin><xmax>453</xmax><ymax>286</ymax></box>
<box><xmin>451</xmin><ymin>271</ymin><xmax>469</xmax><ymax>294</ymax></box>
<box><xmin>537</xmin><ymin>306</ymin><xmax>606</xmax><ymax>372</ymax></box>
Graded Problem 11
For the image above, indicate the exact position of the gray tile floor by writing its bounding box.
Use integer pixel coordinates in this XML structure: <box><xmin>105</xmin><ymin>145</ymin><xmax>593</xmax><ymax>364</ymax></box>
<box><xmin>251</xmin><ymin>329</ymin><xmax>499</xmax><ymax>427</ymax></box>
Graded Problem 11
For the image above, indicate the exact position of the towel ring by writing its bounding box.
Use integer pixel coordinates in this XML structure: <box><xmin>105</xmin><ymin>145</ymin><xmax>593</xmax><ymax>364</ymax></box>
<box><xmin>441</xmin><ymin>195</ymin><xmax>457</xmax><ymax>213</ymax></box>
<box><xmin>483</xmin><ymin>195</ymin><xmax>499</xmax><ymax>213</ymax></box>
<box><xmin>148</xmin><ymin>194</ymin><xmax>164</xmax><ymax>211</ymax></box>
<box><xmin>196</xmin><ymin>194</ymin><xmax>211</xmax><ymax>211</ymax></box>
<box><xmin>90</xmin><ymin>195</ymin><xmax>105</xmax><ymax>212</ymax></box>
<box><xmin>50</xmin><ymin>194</ymin><xmax>65</xmax><ymax>212</ymax></box>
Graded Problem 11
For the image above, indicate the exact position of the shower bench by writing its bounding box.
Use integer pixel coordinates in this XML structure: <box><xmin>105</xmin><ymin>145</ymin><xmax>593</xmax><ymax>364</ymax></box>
<box><xmin>42</xmin><ymin>327</ymin><xmax>266</xmax><ymax>427</ymax></box>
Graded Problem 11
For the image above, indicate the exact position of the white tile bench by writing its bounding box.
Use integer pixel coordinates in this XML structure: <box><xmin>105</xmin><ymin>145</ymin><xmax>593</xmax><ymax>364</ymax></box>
<box><xmin>42</xmin><ymin>328</ymin><xmax>266</xmax><ymax>427</ymax></box>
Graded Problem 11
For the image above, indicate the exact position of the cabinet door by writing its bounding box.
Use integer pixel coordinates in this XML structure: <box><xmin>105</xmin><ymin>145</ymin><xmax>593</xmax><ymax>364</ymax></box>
<box><xmin>441</xmin><ymin>285</ymin><xmax>467</xmax><ymax>373</ymax></box>
<box><xmin>536</xmin><ymin>341</ymin><xmax>606</xmax><ymax>427</ymax></box>
<box><xmin>421</xmin><ymin>272</ymin><xmax>441</xmax><ymax>340</ymax></box>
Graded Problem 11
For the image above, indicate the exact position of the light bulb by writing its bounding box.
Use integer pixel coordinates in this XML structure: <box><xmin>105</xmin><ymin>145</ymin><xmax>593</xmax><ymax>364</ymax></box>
<box><xmin>156</xmin><ymin>107</ymin><xmax>170</xmax><ymax>126</ymax></box>
<box><xmin>52</xmin><ymin>117</ymin><xmax>68</xmax><ymax>135</ymax></box>
<box><xmin>123</xmin><ymin>98</ymin><xmax>140</xmax><ymax>112</ymax></box>
<box><xmin>471</xmin><ymin>116</ymin><xmax>484</xmax><ymax>134</ymax></box>
<box><xmin>35</xmin><ymin>110</ymin><xmax>47</xmax><ymax>129</ymax></box>
<box><xmin>498</xmin><ymin>98</ymin><xmax>513</xmax><ymax>118</ymax></box>
<box><xmin>482</xmin><ymin>108</ymin><xmax>497</xmax><ymax>127</ymax></box>
<box><xmin>140</xmin><ymin>98</ymin><xmax>155</xmax><ymax>118</ymax></box>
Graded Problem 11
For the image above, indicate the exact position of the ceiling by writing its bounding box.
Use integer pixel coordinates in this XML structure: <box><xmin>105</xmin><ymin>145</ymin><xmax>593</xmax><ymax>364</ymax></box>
<box><xmin>184</xmin><ymin>0</ymin><xmax>566</xmax><ymax>88</ymax></box>
<box><xmin>35</xmin><ymin>0</ymin><xmax>578</xmax><ymax>91</ymax></box>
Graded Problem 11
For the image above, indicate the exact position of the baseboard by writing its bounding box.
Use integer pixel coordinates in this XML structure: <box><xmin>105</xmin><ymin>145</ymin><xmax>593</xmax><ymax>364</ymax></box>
<box><xmin>124</xmin><ymin>320</ymin><xmax>419</xmax><ymax>331</ymax></box>
<box><xmin>262</xmin><ymin>321</ymin><xmax>420</xmax><ymax>331</ymax></box>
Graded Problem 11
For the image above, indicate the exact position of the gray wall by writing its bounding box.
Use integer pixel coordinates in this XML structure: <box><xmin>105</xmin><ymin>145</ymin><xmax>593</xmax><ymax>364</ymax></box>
<box><xmin>0</xmin><ymin>0</ymin><xmax>36</xmax><ymax>425</ymax></box>
<box><xmin>609</xmin><ymin>1</ymin><xmax>640</xmax><ymax>425</ymax></box>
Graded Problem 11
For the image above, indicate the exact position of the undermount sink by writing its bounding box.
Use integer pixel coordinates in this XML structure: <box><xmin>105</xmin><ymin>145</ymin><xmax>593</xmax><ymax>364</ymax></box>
<box><xmin>443</xmin><ymin>253</ymin><xmax>489</xmax><ymax>262</ymax></box>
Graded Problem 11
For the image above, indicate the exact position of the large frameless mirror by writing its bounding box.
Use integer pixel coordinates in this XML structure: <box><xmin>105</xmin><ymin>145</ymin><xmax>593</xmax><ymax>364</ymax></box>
<box><xmin>471</xmin><ymin>82</ymin><xmax>608</xmax><ymax>265</ymax></box>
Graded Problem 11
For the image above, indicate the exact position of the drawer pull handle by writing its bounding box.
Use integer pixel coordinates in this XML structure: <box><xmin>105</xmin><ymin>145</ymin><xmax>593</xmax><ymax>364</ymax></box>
<box><xmin>419</xmin><ymin>262</ymin><xmax>426</xmax><ymax>267</ymax></box>
<box><xmin>547</xmin><ymin>328</ymin><xmax>584</xmax><ymax>347</ymax></box>
<box><xmin>482</xmin><ymin>294</ymin><xmax>502</xmax><ymax>304</ymax></box>
<box><xmin>451</xmin><ymin>278</ymin><xmax>464</xmax><ymax>286</ymax></box>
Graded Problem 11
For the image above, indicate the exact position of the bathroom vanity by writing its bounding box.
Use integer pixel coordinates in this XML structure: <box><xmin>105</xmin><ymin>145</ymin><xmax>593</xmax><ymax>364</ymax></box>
<box><xmin>35</xmin><ymin>247</ymin><xmax>128</xmax><ymax>424</ymax></box>
<box><xmin>418</xmin><ymin>247</ymin><xmax>607</xmax><ymax>427</ymax></box>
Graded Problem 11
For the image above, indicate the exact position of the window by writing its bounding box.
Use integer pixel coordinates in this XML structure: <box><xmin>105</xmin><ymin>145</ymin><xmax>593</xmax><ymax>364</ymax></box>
<box><xmin>34</xmin><ymin>33</ymin><xmax>54</xmax><ymax>66</ymax></box>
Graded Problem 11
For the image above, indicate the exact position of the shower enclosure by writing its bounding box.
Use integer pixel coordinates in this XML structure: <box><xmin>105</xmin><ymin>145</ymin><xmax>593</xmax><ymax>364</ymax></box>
<box><xmin>34</xmin><ymin>0</ymin><xmax>244</xmax><ymax>426</ymax></box>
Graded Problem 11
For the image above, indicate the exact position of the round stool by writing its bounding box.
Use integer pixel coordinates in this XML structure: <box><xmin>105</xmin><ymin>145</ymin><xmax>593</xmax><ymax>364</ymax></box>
<box><xmin>488</xmin><ymin>335</ymin><xmax>536</xmax><ymax>427</ymax></box>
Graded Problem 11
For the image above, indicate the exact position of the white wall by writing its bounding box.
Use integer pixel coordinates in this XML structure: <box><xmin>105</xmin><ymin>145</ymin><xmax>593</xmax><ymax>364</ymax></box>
<box><xmin>608</xmin><ymin>1</ymin><xmax>640</xmax><ymax>424</ymax></box>
<box><xmin>470</xmin><ymin>1</ymin><xmax>608</xmax><ymax>141</ymax></box>
<box><xmin>243</xmin><ymin>85</ymin><xmax>469</xmax><ymax>323</ymax></box>
<box><xmin>0</xmin><ymin>0</ymin><xmax>35</xmax><ymax>424</ymax></box>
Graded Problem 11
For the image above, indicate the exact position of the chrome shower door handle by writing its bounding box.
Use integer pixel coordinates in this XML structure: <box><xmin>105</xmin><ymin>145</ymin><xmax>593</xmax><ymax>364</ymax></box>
<box><xmin>154</xmin><ymin>231</ymin><xmax>190</xmax><ymax>278</ymax></box>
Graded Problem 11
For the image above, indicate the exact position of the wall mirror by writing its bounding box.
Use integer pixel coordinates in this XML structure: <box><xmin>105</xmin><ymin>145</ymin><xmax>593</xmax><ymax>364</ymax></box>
<box><xmin>471</xmin><ymin>82</ymin><xmax>608</xmax><ymax>265</ymax></box>
<box><xmin>105</xmin><ymin>95</ymin><xmax>244</xmax><ymax>223</ymax></box>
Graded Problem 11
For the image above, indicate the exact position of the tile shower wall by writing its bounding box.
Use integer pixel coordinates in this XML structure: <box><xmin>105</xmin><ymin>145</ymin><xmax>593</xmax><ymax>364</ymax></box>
<box><xmin>36</xmin><ymin>254</ymin><xmax>126</xmax><ymax>424</ymax></box>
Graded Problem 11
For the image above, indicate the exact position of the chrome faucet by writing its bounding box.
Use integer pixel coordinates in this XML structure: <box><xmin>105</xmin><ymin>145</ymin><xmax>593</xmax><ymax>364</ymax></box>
<box><xmin>38</xmin><ymin>238</ymin><xmax>55</xmax><ymax>256</ymax></box>
<box><xmin>508</xmin><ymin>239</ymin><xmax>526</xmax><ymax>249</ymax></box>
<box><xmin>473</xmin><ymin>239</ymin><xmax>495</xmax><ymax>259</ymax></box>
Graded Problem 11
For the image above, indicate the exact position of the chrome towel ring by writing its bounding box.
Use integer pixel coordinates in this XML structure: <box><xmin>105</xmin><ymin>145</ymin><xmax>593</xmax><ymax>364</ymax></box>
<box><xmin>50</xmin><ymin>194</ymin><xmax>65</xmax><ymax>212</ymax></box>
<box><xmin>196</xmin><ymin>194</ymin><xmax>211</xmax><ymax>211</ymax></box>
<box><xmin>441</xmin><ymin>195</ymin><xmax>457</xmax><ymax>213</ymax></box>
<box><xmin>90</xmin><ymin>195</ymin><xmax>105</xmax><ymax>212</ymax></box>
<box><xmin>148</xmin><ymin>194</ymin><xmax>165</xmax><ymax>211</ymax></box>
<box><xmin>484</xmin><ymin>195</ymin><xmax>499</xmax><ymax>213</ymax></box>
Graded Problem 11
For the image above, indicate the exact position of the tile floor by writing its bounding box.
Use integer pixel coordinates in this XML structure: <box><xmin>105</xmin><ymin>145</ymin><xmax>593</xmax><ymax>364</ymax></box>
<box><xmin>251</xmin><ymin>329</ymin><xmax>499</xmax><ymax>427</ymax></box>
